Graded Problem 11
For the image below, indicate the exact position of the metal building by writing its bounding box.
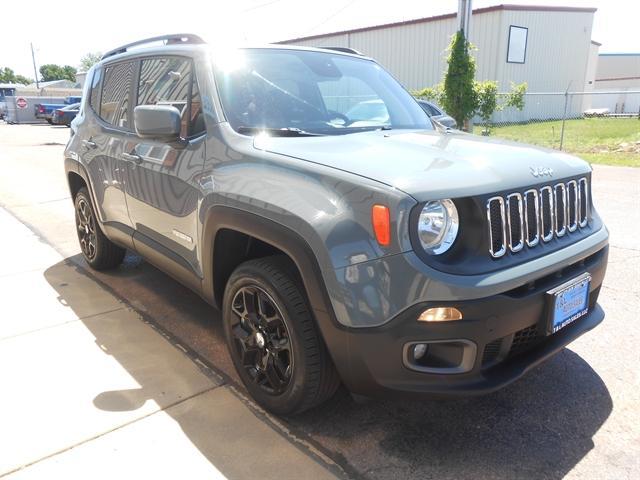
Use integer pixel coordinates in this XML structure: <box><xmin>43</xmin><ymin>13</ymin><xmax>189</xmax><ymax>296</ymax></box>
<box><xmin>279</xmin><ymin>4</ymin><xmax>598</xmax><ymax>120</ymax></box>
<box><xmin>590</xmin><ymin>53</ymin><xmax>640</xmax><ymax>114</ymax></box>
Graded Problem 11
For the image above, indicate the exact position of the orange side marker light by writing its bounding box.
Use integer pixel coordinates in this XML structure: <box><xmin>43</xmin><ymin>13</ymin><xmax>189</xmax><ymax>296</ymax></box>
<box><xmin>372</xmin><ymin>205</ymin><xmax>391</xmax><ymax>246</ymax></box>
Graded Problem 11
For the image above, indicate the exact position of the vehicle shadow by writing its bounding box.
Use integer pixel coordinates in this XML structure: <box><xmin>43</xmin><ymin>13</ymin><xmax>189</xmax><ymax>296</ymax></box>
<box><xmin>45</xmin><ymin>253</ymin><xmax>612</xmax><ymax>480</ymax></box>
<box><xmin>43</xmin><ymin>256</ymin><xmax>342</xmax><ymax>479</ymax></box>
<box><xmin>292</xmin><ymin>348</ymin><xmax>612</xmax><ymax>479</ymax></box>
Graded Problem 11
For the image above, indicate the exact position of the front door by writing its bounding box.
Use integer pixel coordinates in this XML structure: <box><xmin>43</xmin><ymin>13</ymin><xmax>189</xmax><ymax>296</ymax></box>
<box><xmin>123</xmin><ymin>56</ymin><xmax>206</xmax><ymax>278</ymax></box>
<box><xmin>83</xmin><ymin>61</ymin><xmax>136</xmax><ymax>231</ymax></box>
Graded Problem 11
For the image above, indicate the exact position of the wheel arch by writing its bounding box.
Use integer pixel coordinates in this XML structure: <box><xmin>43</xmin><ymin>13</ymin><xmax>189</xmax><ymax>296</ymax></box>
<box><xmin>65</xmin><ymin>158</ymin><xmax>105</xmax><ymax>224</ymax></box>
<box><xmin>201</xmin><ymin>206</ymin><xmax>350</xmax><ymax>379</ymax></box>
<box><xmin>67</xmin><ymin>170</ymin><xmax>87</xmax><ymax>200</ymax></box>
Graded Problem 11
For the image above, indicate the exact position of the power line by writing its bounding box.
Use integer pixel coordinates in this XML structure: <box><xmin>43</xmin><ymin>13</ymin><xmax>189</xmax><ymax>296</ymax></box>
<box><xmin>303</xmin><ymin>0</ymin><xmax>357</xmax><ymax>37</ymax></box>
<box><xmin>242</xmin><ymin>0</ymin><xmax>284</xmax><ymax>13</ymax></box>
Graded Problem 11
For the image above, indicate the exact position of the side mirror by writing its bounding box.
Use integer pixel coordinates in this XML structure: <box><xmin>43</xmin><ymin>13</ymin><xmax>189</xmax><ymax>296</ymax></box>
<box><xmin>133</xmin><ymin>105</ymin><xmax>181</xmax><ymax>140</ymax></box>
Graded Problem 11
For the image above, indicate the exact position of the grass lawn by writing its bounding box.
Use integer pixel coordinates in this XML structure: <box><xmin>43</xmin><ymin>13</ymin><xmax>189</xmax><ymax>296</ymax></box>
<box><xmin>473</xmin><ymin>118</ymin><xmax>640</xmax><ymax>167</ymax></box>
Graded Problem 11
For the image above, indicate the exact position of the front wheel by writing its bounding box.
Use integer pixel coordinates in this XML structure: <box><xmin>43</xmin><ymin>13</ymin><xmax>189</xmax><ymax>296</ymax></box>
<box><xmin>74</xmin><ymin>187</ymin><xmax>125</xmax><ymax>270</ymax></box>
<box><xmin>222</xmin><ymin>257</ymin><xmax>340</xmax><ymax>415</ymax></box>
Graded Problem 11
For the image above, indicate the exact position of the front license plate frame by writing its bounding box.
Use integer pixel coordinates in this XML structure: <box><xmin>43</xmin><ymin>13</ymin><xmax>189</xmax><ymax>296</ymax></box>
<box><xmin>545</xmin><ymin>272</ymin><xmax>591</xmax><ymax>335</ymax></box>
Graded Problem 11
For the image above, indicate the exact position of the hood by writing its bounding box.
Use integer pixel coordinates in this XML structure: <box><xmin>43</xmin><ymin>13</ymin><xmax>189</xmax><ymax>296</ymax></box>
<box><xmin>256</xmin><ymin>129</ymin><xmax>591</xmax><ymax>201</ymax></box>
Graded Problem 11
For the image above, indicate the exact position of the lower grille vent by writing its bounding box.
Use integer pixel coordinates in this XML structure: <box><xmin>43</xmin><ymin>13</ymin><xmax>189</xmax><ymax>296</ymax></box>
<box><xmin>509</xmin><ymin>325</ymin><xmax>543</xmax><ymax>356</ymax></box>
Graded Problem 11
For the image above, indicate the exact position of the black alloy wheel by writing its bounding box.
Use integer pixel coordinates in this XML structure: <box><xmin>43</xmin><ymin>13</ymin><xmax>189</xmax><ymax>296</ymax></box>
<box><xmin>222</xmin><ymin>257</ymin><xmax>340</xmax><ymax>415</ymax></box>
<box><xmin>73</xmin><ymin>187</ymin><xmax>125</xmax><ymax>270</ymax></box>
<box><xmin>75</xmin><ymin>196</ymin><xmax>97</xmax><ymax>261</ymax></box>
<box><xmin>229</xmin><ymin>285</ymin><xmax>293</xmax><ymax>395</ymax></box>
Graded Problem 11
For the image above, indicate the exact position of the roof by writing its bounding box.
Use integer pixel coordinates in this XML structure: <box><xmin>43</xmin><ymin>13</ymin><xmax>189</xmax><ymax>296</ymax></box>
<box><xmin>598</xmin><ymin>53</ymin><xmax>640</xmax><ymax>56</ymax></box>
<box><xmin>98</xmin><ymin>42</ymin><xmax>371</xmax><ymax>67</ymax></box>
<box><xmin>27</xmin><ymin>79</ymin><xmax>78</xmax><ymax>89</ymax></box>
<box><xmin>595</xmin><ymin>76</ymin><xmax>640</xmax><ymax>82</ymax></box>
<box><xmin>278</xmin><ymin>4</ymin><xmax>598</xmax><ymax>44</ymax></box>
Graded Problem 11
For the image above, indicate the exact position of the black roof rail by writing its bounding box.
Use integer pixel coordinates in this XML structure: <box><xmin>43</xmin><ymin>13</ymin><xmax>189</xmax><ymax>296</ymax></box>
<box><xmin>101</xmin><ymin>33</ymin><xmax>206</xmax><ymax>60</ymax></box>
<box><xmin>319</xmin><ymin>46</ymin><xmax>364</xmax><ymax>56</ymax></box>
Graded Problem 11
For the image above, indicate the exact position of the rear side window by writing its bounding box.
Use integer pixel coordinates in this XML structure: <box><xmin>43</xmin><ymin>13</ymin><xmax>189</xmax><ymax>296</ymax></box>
<box><xmin>89</xmin><ymin>67</ymin><xmax>102</xmax><ymax>110</ymax></box>
<box><xmin>137</xmin><ymin>57</ymin><xmax>205</xmax><ymax>138</ymax></box>
<box><xmin>100</xmin><ymin>61</ymin><xmax>135</xmax><ymax>129</ymax></box>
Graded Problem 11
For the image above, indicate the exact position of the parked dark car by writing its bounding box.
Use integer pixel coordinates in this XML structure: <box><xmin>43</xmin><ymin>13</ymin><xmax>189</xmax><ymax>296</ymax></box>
<box><xmin>51</xmin><ymin>103</ymin><xmax>80</xmax><ymax>126</ymax></box>
<box><xmin>416</xmin><ymin>99</ymin><xmax>457</xmax><ymax>128</ymax></box>
<box><xmin>35</xmin><ymin>96</ymin><xmax>82</xmax><ymax>123</ymax></box>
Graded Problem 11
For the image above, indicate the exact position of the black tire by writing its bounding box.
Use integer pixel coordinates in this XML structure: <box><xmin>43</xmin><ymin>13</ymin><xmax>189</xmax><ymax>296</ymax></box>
<box><xmin>46</xmin><ymin>119</ymin><xmax>53</xmax><ymax>124</ymax></box>
<box><xmin>223</xmin><ymin>256</ymin><xmax>340</xmax><ymax>415</ymax></box>
<box><xmin>74</xmin><ymin>187</ymin><xmax>125</xmax><ymax>270</ymax></box>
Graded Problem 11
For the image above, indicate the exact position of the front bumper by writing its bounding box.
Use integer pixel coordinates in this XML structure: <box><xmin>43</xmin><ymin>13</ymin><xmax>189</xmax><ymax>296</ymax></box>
<box><xmin>331</xmin><ymin>245</ymin><xmax>608</xmax><ymax>398</ymax></box>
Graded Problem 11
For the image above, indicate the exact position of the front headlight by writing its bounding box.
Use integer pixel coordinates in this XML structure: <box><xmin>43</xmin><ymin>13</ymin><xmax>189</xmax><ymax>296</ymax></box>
<box><xmin>417</xmin><ymin>199</ymin><xmax>459</xmax><ymax>254</ymax></box>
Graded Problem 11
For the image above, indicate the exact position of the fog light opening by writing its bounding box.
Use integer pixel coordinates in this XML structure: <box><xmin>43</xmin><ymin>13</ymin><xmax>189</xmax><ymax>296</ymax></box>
<box><xmin>417</xmin><ymin>307</ymin><xmax>463</xmax><ymax>322</ymax></box>
<box><xmin>413</xmin><ymin>343</ymin><xmax>428</xmax><ymax>360</ymax></box>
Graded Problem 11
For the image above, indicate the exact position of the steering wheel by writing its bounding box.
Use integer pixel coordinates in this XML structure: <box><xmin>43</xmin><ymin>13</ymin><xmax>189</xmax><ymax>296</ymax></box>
<box><xmin>327</xmin><ymin>110</ymin><xmax>350</xmax><ymax>126</ymax></box>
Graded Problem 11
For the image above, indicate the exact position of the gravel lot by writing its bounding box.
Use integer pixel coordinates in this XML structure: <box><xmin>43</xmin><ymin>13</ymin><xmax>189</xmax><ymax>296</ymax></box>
<box><xmin>1</xmin><ymin>123</ymin><xmax>638</xmax><ymax>479</ymax></box>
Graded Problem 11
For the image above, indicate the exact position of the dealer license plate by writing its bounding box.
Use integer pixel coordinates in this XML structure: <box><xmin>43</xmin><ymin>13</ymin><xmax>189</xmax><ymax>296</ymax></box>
<box><xmin>546</xmin><ymin>273</ymin><xmax>591</xmax><ymax>334</ymax></box>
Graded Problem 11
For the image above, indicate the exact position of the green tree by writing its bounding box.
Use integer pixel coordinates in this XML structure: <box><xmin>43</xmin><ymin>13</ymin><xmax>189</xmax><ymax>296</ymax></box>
<box><xmin>39</xmin><ymin>64</ymin><xmax>77</xmax><ymax>82</ymax></box>
<box><xmin>413</xmin><ymin>31</ymin><xmax>528</xmax><ymax>133</ymax></box>
<box><xmin>442</xmin><ymin>30</ymin><xmax>477</xmax><ymax>130</ymax></box>
<box><xmin>79</xmin><ymin>52</ymin><xmax>102</xmax><ymax>72</ymax></box>
<box><xmin>475</xmin><ymin>80</ymin><xmax>499</xmax><ymax>133</ymax></box>
<box><xmin>412</xmin><ymin>84</ymin><xmax>444</xmax><ymax>105</ymax></box>
<box><xmin>415</xmin><ymin>80</ymin><xmax>527</xmax><ymax>133</ymax></box>
<box><xmin>504</xmin><ymin>81</ymin><xmax>527</xmax><ymax>110</ymax></box>
<box><xmin>15</xmin><ymin>74</ymin><xmax>33</xmax><ymax>85</ymax></box>
<box><xmin>0</xmin><ymin>67</ymin><xmax>33</xmax><ymax>85</ymax></box>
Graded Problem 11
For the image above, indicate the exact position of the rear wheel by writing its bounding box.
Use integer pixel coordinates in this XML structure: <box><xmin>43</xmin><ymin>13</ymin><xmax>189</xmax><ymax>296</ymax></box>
<box><xmin>223</xmin><ymin>257</ymin><xmax>340</xmax><ymax>415</ymax></box>
<box><xmin>74</xmin><ymin>187</ymin><xmax>125</xmax><ymax>270</ymax></box>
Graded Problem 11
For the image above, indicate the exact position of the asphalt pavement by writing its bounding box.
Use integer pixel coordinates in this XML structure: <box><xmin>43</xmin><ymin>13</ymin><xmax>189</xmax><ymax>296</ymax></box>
<box><xmin>0</xmin><ymin>123</ymin><xmax>638</xmax><ymax>479</ymax></box>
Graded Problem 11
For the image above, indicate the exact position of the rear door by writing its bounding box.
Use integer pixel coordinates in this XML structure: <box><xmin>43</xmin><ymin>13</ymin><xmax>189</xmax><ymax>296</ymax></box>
<box><xmin>81</xmin><ymin>61</ymin><xmax>136</xmax><ymax>232</ymax></box>
<box><xmin>123</xmin><ymin>55</ymin><xmax>207</xmax><ymax>279</ymax></box>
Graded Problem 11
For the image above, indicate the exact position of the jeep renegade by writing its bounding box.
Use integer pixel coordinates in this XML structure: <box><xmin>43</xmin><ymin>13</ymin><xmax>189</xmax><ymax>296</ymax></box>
<box><xmin>64</xmin><ymin>34</ymin><xmax>609</xmax><ymax>415</ymax></box>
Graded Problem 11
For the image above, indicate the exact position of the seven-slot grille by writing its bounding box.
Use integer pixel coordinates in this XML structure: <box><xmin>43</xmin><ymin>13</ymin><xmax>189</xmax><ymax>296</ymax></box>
<box><xmin>487</xmin><ymin>177</ymin><xmax>589</xmax><ymax>258</ymax></box>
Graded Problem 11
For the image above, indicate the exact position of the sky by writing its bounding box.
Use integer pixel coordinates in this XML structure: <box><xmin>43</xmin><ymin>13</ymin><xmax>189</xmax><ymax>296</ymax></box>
<box><xmin>1</xmin><ymin>0</ymin><xmax>638</xmax><ymax>79</ymax></box>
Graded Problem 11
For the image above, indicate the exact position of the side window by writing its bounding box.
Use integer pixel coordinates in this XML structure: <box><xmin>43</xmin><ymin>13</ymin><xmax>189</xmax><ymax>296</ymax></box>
<box><xmin>89</xmin><ymin>67</ymin><xmax>102</xmax><ymax>111</ymax></box>
<box><xmin>137</xmin><ymin>57</ymin><xmax>204</xmax><ymax>138</ymax></box>
<box><xmin>100</xmin><ymin>62</ymin><xmax>134</xmax><ymax>129</ymax></box>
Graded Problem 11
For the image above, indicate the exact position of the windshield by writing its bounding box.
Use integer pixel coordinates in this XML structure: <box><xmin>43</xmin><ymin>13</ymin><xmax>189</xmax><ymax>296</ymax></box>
<box><xmin>214</xmin><ymin>48</ymin><xmax>432</xmax><ymax>135</ymax></box>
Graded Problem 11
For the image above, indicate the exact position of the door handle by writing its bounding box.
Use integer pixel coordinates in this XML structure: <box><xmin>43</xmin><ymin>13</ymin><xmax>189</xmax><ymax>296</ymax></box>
<box><xmin>82</xmin><ymin>139</ymin><xmax>97</xmax><ymax>149</ymax></box>
<box><xmin>122</xmin><ymin>152</ymin><xmax>143</xmax><ymax>165</ymax></box>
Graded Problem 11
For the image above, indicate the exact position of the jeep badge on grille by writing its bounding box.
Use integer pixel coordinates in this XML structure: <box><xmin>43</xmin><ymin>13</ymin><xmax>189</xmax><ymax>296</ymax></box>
<box><xmin>530</xmin><ymin>166</ymin><xmax>554</xmax><ymax>178</ymax></box>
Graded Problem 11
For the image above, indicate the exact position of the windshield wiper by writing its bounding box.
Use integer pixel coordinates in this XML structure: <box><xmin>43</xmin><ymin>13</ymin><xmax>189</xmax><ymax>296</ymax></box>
<box><xmin>327</xmin><ymin>125</ymin><xmax>392</xmax><ymax>134</ymax></box>
<box><xmin>237</xmin><ymin>126</ymin><xmax>323</xmax><ymax>137</ymax></box>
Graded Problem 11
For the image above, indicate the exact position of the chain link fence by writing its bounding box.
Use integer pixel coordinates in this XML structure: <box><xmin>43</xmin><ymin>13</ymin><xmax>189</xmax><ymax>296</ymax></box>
<box><xmin>471</xmin><ymin>90</ymin><xmax>640</xmax><ymax>164</ymax></box>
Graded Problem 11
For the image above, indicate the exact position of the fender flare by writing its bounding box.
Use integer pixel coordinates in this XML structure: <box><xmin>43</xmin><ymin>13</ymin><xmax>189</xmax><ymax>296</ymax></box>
<box><xmin>64</xmin><ymin>157</ymin><xmax>104</xmax><ymax>223</ymax></box>
<box><xmin>200</xmin><ymin>205</ymin><xmax>351</xmax><ymax>377</ymax></box>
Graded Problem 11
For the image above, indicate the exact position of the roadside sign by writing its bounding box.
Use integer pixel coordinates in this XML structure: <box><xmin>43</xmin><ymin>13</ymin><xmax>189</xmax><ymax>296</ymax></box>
<box><xmin>16</xmin><ymin>97</ymin><xmax>28</xmax><ymax>109</ymax></box>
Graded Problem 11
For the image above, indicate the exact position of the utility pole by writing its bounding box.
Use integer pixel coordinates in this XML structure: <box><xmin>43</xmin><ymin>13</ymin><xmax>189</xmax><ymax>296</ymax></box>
<box><xmin>457</xmin><ymin>0</ymin><xmax>472</xmax><ymax>36</ymax></box>
<box><xmin>457</xmin><ymin>0</ymin><xmax>473</xmax><ymax>132</ymax></box>
<box><xmin>30</xmin><ymin>43</ymin><xmax>39</xmax><ymax>89</ymax></box>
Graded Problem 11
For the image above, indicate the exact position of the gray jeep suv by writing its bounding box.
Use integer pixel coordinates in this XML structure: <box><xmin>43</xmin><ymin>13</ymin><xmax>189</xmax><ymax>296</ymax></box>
<box><xmin>64</xmin><ymin>34</ymin><xmax>609</xmax><ymax>415</ymax></box>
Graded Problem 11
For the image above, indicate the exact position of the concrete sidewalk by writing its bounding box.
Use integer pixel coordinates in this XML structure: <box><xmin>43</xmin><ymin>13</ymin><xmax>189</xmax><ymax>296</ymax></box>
<box><xmin>0</xmin><ymin>207</ymin><xmax>340</xmax><ymax>479</ymax></box>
